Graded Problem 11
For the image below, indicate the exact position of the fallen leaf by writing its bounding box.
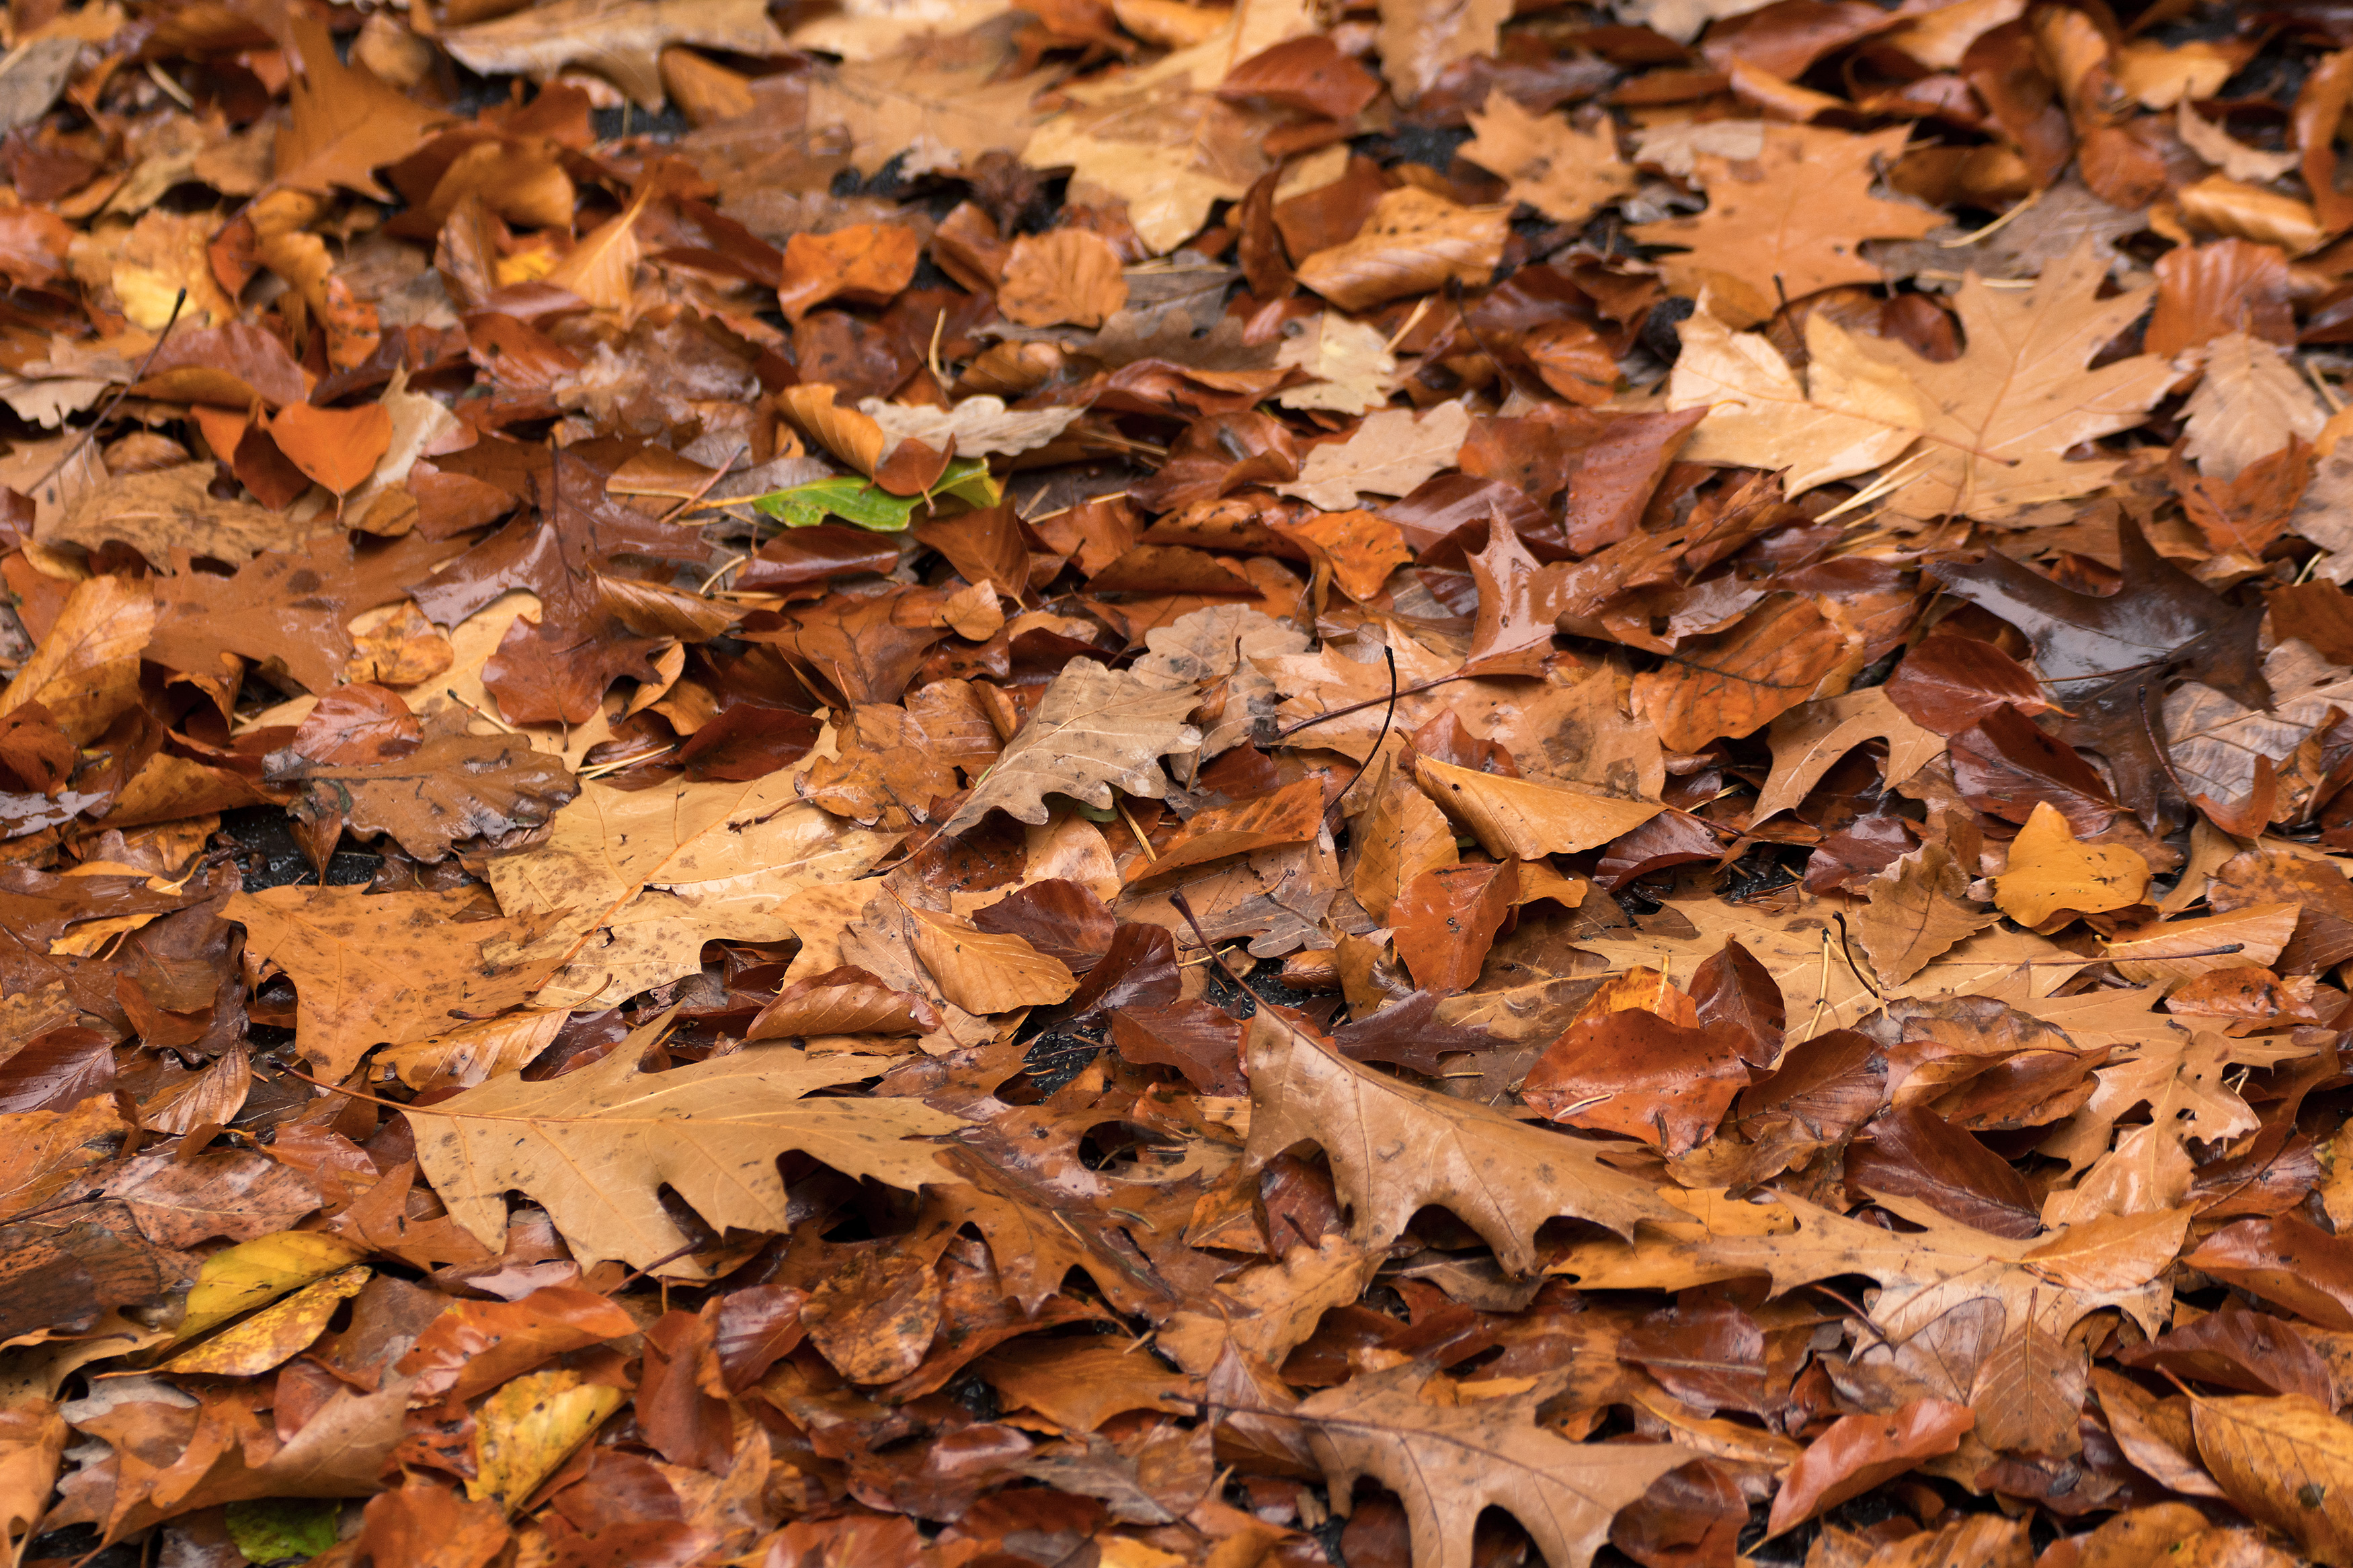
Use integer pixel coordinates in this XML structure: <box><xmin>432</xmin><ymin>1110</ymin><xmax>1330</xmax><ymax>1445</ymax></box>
<box><xmin>1994</xmin><ymin>802</ymin><xmax>2151</xmax><ymax>926</ymax></box>
<box><xmin>1629</xmin><ymin>126</ymin><xmax>1940</xmax><ymax>328</ymax></box>
<box><xmin>1459</xmin><ymin>91</ymin><xmax>1635</xmax><ymax>226</ymax></box>
<box><xmin>1302</xmin><ymin>1363</ymin><xmax>1684</xmax><ymax>1568</ymax></box>
<box><xmin>1275</xmin><ymin>399</ymin><xmax>1473</xmax><ymax>509</ymax></box>
<box><xmin>1667</xmin><ymin>308</ymin><xmax>1925</xmax><ymax>494</ymax></box>
<box><xmin>1241</xmin><ymin>1012</ymin><xmax>1681</xmax><ymax>1272</ymax></box>
<box><xmin>410</xmin><ymin>1035</ymin><xmax>958</xmax><ymax>1272</ymax></box>
<box><xmin>1293</xmin><ymin>189</ymin><xmax>1510</xmax><ymax>313</ymax></box>
<box><xmin>999</xmin><ymin>229</ymin><xmax>1130</xmax><ymax>328</ymax></box>
<box><xmin>442</xmin><ymin>0</ymin><xmax>792</xmax><ymax>107</ymax></box>
<box><xmin>941</xmin><ymin>658</ymin><xmax>1203</xmax><ymax>835</ymax></box>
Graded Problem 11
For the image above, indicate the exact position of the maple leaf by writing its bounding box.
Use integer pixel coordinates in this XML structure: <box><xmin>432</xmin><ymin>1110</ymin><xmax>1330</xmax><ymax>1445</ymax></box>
<box><xmin>1667</xmin><ymin>309</ymin><xmax>1925</xmax><ymax>494</ymax></box>
<box><xmin>1023</xmin><ymin>89</ymin><xmax>1270</xmax><ymax>255</ymax></box>
<box><xmin>2182</xmin><ymin>331</ymin><xmax>2327</xmax><ymax>482</ymax></box>
<box><xmin>1275</xmin><ymin>401</ymin><xmax>1472</xmax><ymax>510</ymax></box>
<box><xmin>410</xmin><ymin>1030</ymin><xmax>956</xmax><ymax>1274</ymax></box>
<box><xmin>48</xmin><ymin>465</ymin><xmax>313</xmax><ymax>567</ymax></box>
<box><xmin>1459</xmin><ymin>90</ymin><xmax>1636</xmax><ymax>226</ymax></box>
<box><xmin>1931</xmin><ymin>517</ymin><xmax>2268</xmax><ymax>821</ymax></box>
<box><xmin>224</xmin><ymin>886</ymin><xmax>561</xmax><ymax>1080</ymax></box>
<box><xmin>2166</xmin><ymin>640</ymin><xmax>2353</xmax><ymax>809</ymax></box>
<box><xmin>483</xmin><ymin>775</ymin><xmax>900</xmax><ymax>1008</ymax></box>
<box><xmin>1301</xmin><ymin>1363</ymin><xmax>1684</xmax><ymax>1568</ymax></box>
<box><xmin>275</xmin><ymin>12</ymin><xmax>451</xmax><ymax>199</ymax></box>
<box><xmin>941</xmin><ymin>658</ymin><xmax>1203</xmax><ymax>835</ymax></box>
<box><xmin>441</xmin><ymin>0</ymin><xmax>790</xmax><ymax>108</ymax></box>
<box><xmin>1240</xmin><ymin>1013</ymin><xmax>1681</xmax><ymax>1273</ymax></box>
<box><xmin>1856</xmin><ymin>240</ymin><xmax>2176</xmax><ymax>520</ymax></box>
<box><xmin>1628</xmin><ymin>126</ymin><xmax>1940</xmax><ymax>327</ymax></box>
<box><xmin>814</xmin><ymin>23</ymin><xmax>1053</xmax><ymax>176</ymax></box>
<box><xmin>268</xmin><ymin>708</ymin><xmax>579</xmax><ymax>862</ymax></box>
<box><xmin>147</xmin><ymin>531</ymin><xmax>458</xmax><ymax>696</ymax></box>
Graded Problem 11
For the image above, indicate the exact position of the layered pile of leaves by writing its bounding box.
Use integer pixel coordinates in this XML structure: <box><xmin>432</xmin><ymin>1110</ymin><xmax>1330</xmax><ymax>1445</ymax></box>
<box><xmin>20</xmin><ymin>0</ymin><xmax>2353</xmax><ymax>1564</ymax></box>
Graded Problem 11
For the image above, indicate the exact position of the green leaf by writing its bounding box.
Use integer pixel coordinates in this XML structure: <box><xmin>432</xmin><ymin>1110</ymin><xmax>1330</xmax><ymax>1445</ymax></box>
<box><xmin>227</xmin><ymin>1497</ymin><xmax>342</xmax><ymax>1565</ymax></box>
<box><xmin>749</xmin><ymin>459</ymin><xmax>1002</xmax><ymax>532</ymax></box>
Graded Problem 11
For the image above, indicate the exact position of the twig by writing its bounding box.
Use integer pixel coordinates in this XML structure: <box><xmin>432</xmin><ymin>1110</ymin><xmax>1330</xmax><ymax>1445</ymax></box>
<box><xmin>29</xmin><ymin>288</ymin><xmax>188</xmax><ymax>495</ymax></box>
<box><xmin>1325</xmin><ymin>643</ymin><xmax>1398</xmax><ymax>831</ymax></box>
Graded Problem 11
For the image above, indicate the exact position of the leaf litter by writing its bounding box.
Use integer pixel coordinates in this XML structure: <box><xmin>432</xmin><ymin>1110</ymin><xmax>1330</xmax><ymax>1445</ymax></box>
<box><xmin>12</xmin><ymin>1</ymin><xmax>2353</xmax><ymax>1567</ymax></box>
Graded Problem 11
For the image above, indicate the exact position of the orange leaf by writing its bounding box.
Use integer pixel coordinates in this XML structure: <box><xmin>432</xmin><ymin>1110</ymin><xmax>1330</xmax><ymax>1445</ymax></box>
<box><xmin>777</xmin><ymin>222</ymin><xmax>922</xmax><ymax>323</ymax></box>
<box><xmin>270</xmin><ymin>402</ymin><xmax>393</xmax><ymax>496</ymax></box>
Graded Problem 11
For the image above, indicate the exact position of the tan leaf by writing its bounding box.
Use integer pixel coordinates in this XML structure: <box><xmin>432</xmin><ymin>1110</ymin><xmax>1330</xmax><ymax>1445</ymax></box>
<box><xmin>2193</xmin><ymin>1395</ymin><xmax>2353</xmax><ymax>1564</ymax></box>
<box><xmin>1351</xmin><ymin>756</ymin><xmax>1458</xmax><ymax>921</ymax></box>
<box><xmin>2182</xmin><ymin>331</ymin><xmax>2327</xmax><ymax>483</ymax></box>
<box><xmin>1556</xmin><ymin>1192</ymin><xmax>2182</xmax><ymax>1344</ymax></box>
<box><xmin>1241</xmin><ymin>1012</ymin><xmax>1681</xmax><ymax>1273</ymax></box>
<box><xmin>442</xmin><ymin>0</ymin><xmax>791</xmax><ymax>107</ymax></box>
<box><xmin>409</xmin><ymin>1032</ymin><xmax>954</xmax><ymax>1272</ymax></box>
<box><xmin>2101</xmin><ymin>904</ymin><xmax>2299</xmax><ymax>983</ymax></box>
<box><xmin>1853</xmin><ymin>240</ymin><xmax>2176</xmax><ymax>520</ymax></box>
<box><xmin>1160</xmin><ymin>1235</ymin><xmax>1381</xmax><ymax>1374</ymax></box>
<box><xmin>274</xmin><ymin>11</ymin><xmax>450</xmax><ymax>199</ymax></box>
<box><xmin>1994</xmin><ymin>802</ymin><xmax>2153</xmax><ymax>927</ymax></box>
<box><xmin>1293</xmin><ymin>188</ymin><xmax>1510</xmax><ymax>312</ymax></box>
<box><xmin>998</xmin><ymin>229</ymin><xmax>1129</xmax><ymax>328</ymax></box>
<box><xmin>1300</xmin><ymin>1362</ymin><xmax>1683</xmax><ymax>1568</ymax></box>
<box><xmin>941</xmin><ymin>657</ymin><xmax>1203</xmax><ymax>835</ymax></box>
<box><xmin>1273</xmin><ymin>313</ymin><xmax>1398</xmax><ymax>415</ymax></box>
<box><xmin>1632</xmin><ymin>595</ymin><xmax>1862</xmax><ymax>753</ymax></box>
<box><xmin>1375</xmin><ymin>0</ymin><xmax>1511</xmax><ymax>103</ymax></box>
<box><xmin>860</xmin><ymin>395</ymin><xmax>1083</xmax><ymax>456</ymax></box>
<box><xmin>1460</xmin><ymin>90</ymin><xmax>1635</xmax><ymax>226</ymax></box>
<box><xmin>1667</xmin><ymin>309</ymin><xmax>1925</xmax><ymax>495</ymax></box>
<box><xmin>275</xmin><ymin>708</ymin><xmax>580</xmax><ymax>862</ymax></box>
<box><xmin>1854</xmin><ymin>842</ymin><xmax>1998</xmax><ymax>987</ymax></box>
<box><xmin>46</xmin><ymin>464</ymin><xmax>317</xmax><ymax>565</ymax></box>
<box><xmin>1021</xmin><ymin>91</ymin><xmax>1269</xmax><ymax>255</ymax></box>
<box><xmin>2178</xmin><ymin>102</ymin><xmax>2299</xmax><ymax>183</ymax></box>
<box><xmin>544</xmin><ymin>186</ymin><xmax>653</xmax><ymax>312</ymax></box>
<box><xmin>1628</xmin><ymin>126</ymin><xmax>1939</xmax><ymax>328</ymax></box>
<box><xmin>1414</xmin><ymin>754</ymin><xmax>1665</xmax><ymax>858</ymax></box>
<box><xmin>1137</xmin><ymin>776</ymin><xmax>1326</xmax><ymax>880</ymax></box>
<box><xmin>1751</xmin><ymin>688</ymin><xmax>1943</xmax><ymax>823</ymax></box>
<box><xmin>483</xmin><ymin>775</ymin><xmax>900</xmax><ymax>1009</ymax></box>
<box><xmin>1270</xmin><ymin>507</ymin><xmax>1412</xmax><ymax>602</ymax></box>
<box><xmin>813</xmin><ymin>31</ymin><xmax>1051</xmax><ymax>177</ymax></box>
<box><xmin>747</xmin><ymin>964</ymin><xmax>943</xmax><ymax>1039</ymax></box>
<box><xmin>906</xmin><ymin>905</ymin><xmax>1079</xmax><ymax>1013</ymax></box>
<box><xmin>778</xmin><ymin>382</ymin><xmax>889</xmax><ymax>476</ymax></box>
<box><xmin>225</xmin><ymin>886</ymin><xmax>561</xmax><ymax>1079</ymax></box>
<box><xmin>1970</xmin><ymin>1319</ymin><xmax>2087</xmax><ymax>1457</ymax></box>
<box><xmin>777</xmin><ymin>221</ymin><xmax>921</xmax><ymax>323</ymax></box>
<box><xmin>1275</xmin><ymin>399</ymin><xmax>1472</xmax><ymax>510</ymax></box>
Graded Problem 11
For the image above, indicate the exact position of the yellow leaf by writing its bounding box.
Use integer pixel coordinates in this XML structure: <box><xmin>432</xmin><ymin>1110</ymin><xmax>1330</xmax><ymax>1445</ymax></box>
<box><xmin>174</xmin><ymin>1232</ymin><xmax>371</xmax><ymax>1342</ymax></box>
<box><xmin>467</xmin><ymin>1368</ymin><xmax>625</xmax><ymax>1512</ymax></box>
<box><xmin>907</xmin><ymin>906</ymin><xmax>1078</xmax><ymax>1013</ymax></box>
<box><xmin>1995</xmin><ymin>802</ymin><xmax>2153</xmax><ymax>927</ymax></box>
<box><xmin>1413</xmin><ymin>755</ymin><xmax>1663</xmax><ymax>858</ymax></box>
<box><xmin>162</xmin><ymin>1266</ymin><xmax>370</xmax><ymax>1376</ymax></box>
